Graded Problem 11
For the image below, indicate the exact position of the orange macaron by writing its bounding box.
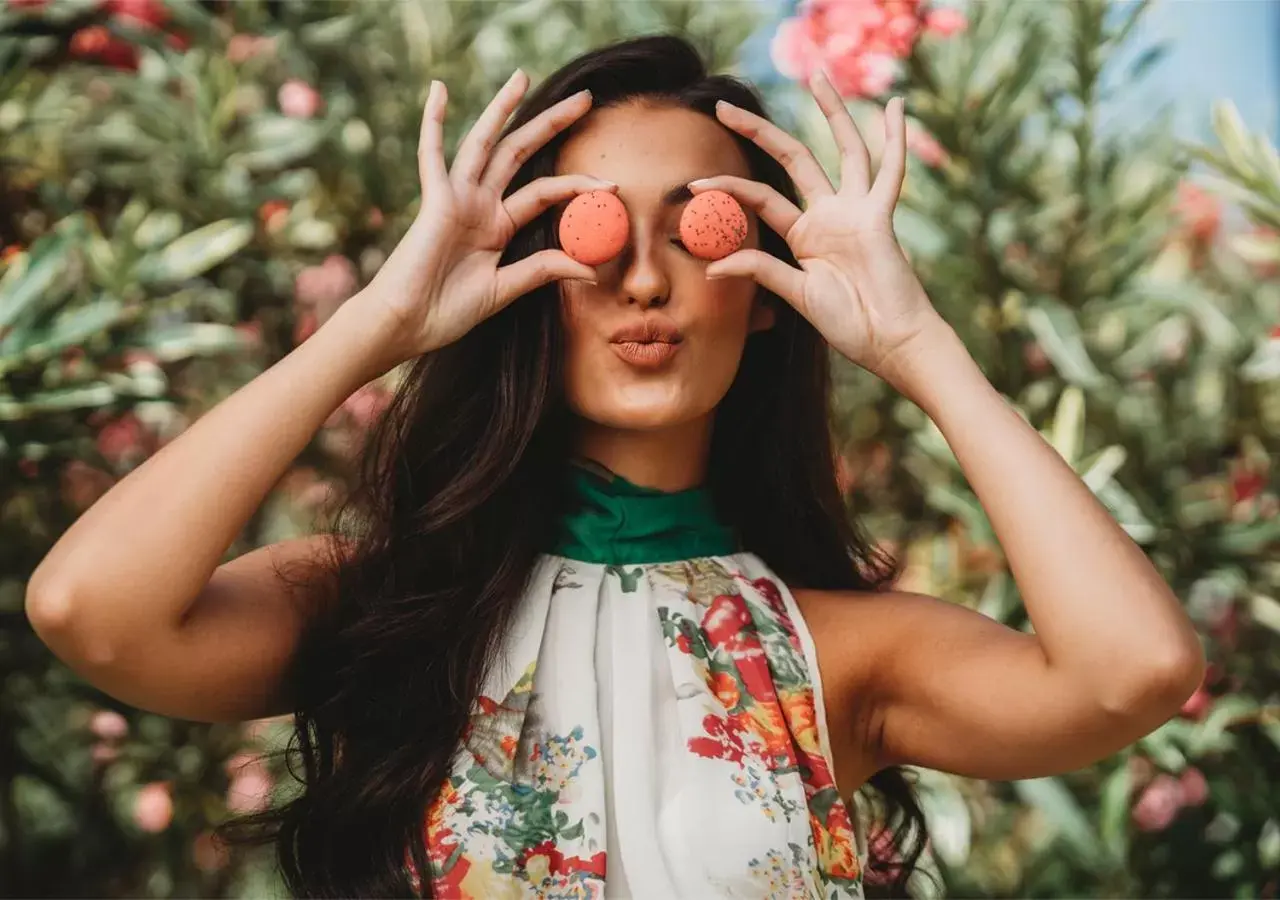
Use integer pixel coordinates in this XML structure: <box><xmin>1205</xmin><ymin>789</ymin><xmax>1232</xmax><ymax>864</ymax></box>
<box><xmin>558</xmin><ymin>190</ymin><xmax>630</xmax><ymax>266</ymax></box>
<box><xmin>679</xmin><ymin>189</ymin><xmax>747</xmax><ymax>261</ymax></box>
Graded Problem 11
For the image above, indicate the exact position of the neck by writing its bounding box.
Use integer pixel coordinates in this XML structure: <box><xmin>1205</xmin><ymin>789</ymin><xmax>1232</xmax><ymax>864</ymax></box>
<box><xmin>572</xmin><ymin>414</ymin><xmax>712</xmax><ymax>492</ymax></box>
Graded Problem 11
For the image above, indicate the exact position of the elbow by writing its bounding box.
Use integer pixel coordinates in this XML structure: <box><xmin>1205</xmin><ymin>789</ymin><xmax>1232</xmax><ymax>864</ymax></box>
<box><xmin>25</xmin><ymin>579</ymin><xmax>118</xmax><ymax>669</ymax></box>
<box><xmin>1098</xmin><ymin>636</ymin><xmax>1207</xmax><ymax>722</ymax></box>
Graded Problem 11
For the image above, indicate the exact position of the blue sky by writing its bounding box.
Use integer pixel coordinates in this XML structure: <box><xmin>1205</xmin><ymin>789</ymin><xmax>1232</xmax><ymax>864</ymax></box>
<box><xmin>1112</xmin><ymin>0</ymin><xmax>1279</xmax><ymax>145</ymax></box>
<box><xmin>742</xmin><ymin>0</ymin><xmax>1280</xmax><ymax>145</ymax></box>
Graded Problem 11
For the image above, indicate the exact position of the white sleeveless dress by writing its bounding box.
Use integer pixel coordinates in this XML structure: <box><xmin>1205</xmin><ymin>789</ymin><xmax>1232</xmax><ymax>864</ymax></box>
<box><xmin>411</xmin><ymin>551</ymin><xmax>869</xmax><ymax>899</ymax></box>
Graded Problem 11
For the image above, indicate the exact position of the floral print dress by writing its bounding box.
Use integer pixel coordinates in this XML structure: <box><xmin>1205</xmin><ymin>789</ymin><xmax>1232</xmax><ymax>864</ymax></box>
<box><xmin>410</xmin><ymin>465</ymin><xmax>868</xmax><ymax>899</ymax></box>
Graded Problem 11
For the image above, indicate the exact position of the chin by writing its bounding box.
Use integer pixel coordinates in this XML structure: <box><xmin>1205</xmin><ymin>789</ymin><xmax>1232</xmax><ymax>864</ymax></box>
<box><xmin>569</xmin><ymin>391</ymin><xmax>711</xmax><ymax>433</ymax></box>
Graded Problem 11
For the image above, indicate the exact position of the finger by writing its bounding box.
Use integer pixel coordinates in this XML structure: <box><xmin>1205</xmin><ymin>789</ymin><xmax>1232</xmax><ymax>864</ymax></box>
<box><xmin>503</xmin><ymin>174</ymin><xmax>619</xmax><ymax>230</ymax></box>
<box><xmin>704</xmin><ymin>249</ymin><xmax>806</xmax><ymax>307</ymax></box>
<box><xmin>451</xmin><ymin>69</ymin><xmax>529</xmax><ymax>186</ymax></box>
<box><xmin>713</xmin><ymin>100</ymin><xmax>834</xmax><ymax>201</ymax></box>
<box><xmin>871</xmin><ymin>97</ymin><xmax>908</xmax><ymax>209</ymax></box>
<box><xmin>493</xmin><ymin>249</ymin><xmax>598</xmax><ymax>307</ymax></box>
<box><xmin>417</xmin><ymin>80</ymin><xmax>449</xmax><ymax>189</ymax></box>
<box><xmin>808</xmin><ymin>68</ymin><xmax>871</xmax><ymax>194</ymax></box>
<box><xmin>688</xmin><ymin>175</ymin><xmax>802</xmax><ymax>238</ymax></box>
<box><xmin>480</xmin><ymin>89</ymin><xmax>594</xmax><ymax>194</ymax></box>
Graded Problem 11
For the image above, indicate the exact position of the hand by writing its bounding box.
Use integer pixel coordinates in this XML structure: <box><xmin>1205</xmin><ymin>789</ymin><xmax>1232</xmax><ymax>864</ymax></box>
<box><xmin>689</xmin><ymin>70</ymin><xmax>946</xmax><ymax>382</ymax></box>
<box><xmin>360</xmin><ymin>70</ymin><xmax>614</xmax><ymax>361</ymax></box>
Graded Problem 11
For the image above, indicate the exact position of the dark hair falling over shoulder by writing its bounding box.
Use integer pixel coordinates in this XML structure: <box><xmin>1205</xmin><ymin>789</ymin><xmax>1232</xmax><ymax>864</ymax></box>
<box><xmin>214</xmin><ymin>33</ymin><xmax>930</xmax><ymax>899</ymax></box>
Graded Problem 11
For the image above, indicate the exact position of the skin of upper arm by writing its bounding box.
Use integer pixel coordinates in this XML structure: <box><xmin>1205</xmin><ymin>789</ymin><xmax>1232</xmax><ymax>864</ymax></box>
<box><xmin>792</xmin><ymin>588</ymin><xmax>1183</xmax><ymax>782</ymax></box>
<box><xmin>81</xmin><ymin>535</ymin><xmax>342</xmax><ymax>724</ymax></box>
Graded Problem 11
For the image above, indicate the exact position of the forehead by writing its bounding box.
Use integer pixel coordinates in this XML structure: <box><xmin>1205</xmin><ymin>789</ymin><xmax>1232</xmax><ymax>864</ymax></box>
<box><xmin>555</xmin><ymin>102</ymin><xmax>751</xmax><ymax>202</ymax></box>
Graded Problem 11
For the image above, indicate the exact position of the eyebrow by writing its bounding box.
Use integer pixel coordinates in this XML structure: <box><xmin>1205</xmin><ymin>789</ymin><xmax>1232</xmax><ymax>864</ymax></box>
<box><xmin>661</xmin><ymin>183</ymin><xmax>694</xmax><ymax>207</ymax></box>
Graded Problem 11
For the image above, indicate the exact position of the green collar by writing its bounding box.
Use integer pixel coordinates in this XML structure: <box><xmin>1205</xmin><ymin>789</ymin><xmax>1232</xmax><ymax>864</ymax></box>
<box><xmin>549</xmin><ymin>460</ymin><xmax>739</xmax><ymax>565</ymax></box>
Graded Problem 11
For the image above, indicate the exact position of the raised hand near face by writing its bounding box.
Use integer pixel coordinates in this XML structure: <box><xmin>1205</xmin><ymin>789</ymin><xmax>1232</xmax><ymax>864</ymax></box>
<box><xmin>688</xmin><ymin>70</ymin><xmax>946</xmax><ymax>386</ymax></box>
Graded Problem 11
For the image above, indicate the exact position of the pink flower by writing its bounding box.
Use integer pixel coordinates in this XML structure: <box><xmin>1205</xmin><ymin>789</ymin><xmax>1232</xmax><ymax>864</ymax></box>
<box><xmin>226</xmin><ymin>770</ymin><xmax>273</xmax><ymax>813</ymax></box>
<box><xmin>293</xmin><ymin>310</ymin><xmax>318</xmax><ymax>346</ymax></box>
<box><xmin>831</xmin><ymin>50</ymin><xmax>898</xmax><ymax>97</ymax></box>
<box><xmin>278</xmin><ymin>79</ymin><xmax>323</xmax><ymax>119</ymax></box>
<box><xmin>907</xmin><ymin>123</ymin><xmax>948</xmax><ymax>167</ymax></box>
<box><xmin>60</xmin><ymin>460</ymin><xmax>115</xmax><ymax>512</ymax></box>
<box><xmin>1131</xmin><ymin>773</ymin><xmax>1181</xmax><ymax>832</ymax></box>
<box><xmin>227</xmin><ymin>34</ymin><xmax>275</xmax><ymax>63</ymax></box>
<box><xmin>1179</xmin><ymin>766</ymin><xmax>1209</xmax><ymax>806</ymax></box>
<box><xmin>91</xmin><ymin>743</ymin><xmax>120</xmax><ymax>764</ymax></box>
<box><xmin>106</xmin><ymin>0</ymin><xmax>169</xmax><ymax>29</ymax></box>
<box><xmin>1180</xmin><ymin>685</ymin><xmax>1212</xmax><ymax>720</ymax></box>
<box><xmin>96</xmin><ymin>413</ymin><xmax>147</xmax><ymax>468</ymax></box>
<box><xmin>192</xmin><ymin>830</ymin><xmax>231</xmax><ymax>872</ymax></box>
<box><xmin>8</xmin><ymin>0</ymin><xmax>49</xmax><ymax>9</ymax></box>
<box><xmin>89</xmin><ymin>709</ymin><xmax>129</xmax><ymax>741</ymax></box>
<box><xmin>770</xmin><ymin>15</ymin><xmax>817</xmax><ymax>81</ymax></box>
<box><xmin>224</xmin><ymin>750</ymin><xmax>268</xmax><ymax>780</ymax></box>
<box><xmin>1174</xmin><ymin>182</ymin><xmax>1222</xmax><ymax>244</ymax></box>
<box><xmin>341</xmin><ymin>383</ymin><xmax>392</xmax><ymax>429</ymax></box>
<box><xmin>772</xmin><ymin>0</ymin><xmax>959</xmax><ymax>98</ymax></box>
<box><xmin>294</xmin><ymin>255</ymin><xmax>359</xmax><ymax>321</ymax></box>
<box><xmin>924</xmin><ymin>6</ymin><xmax>967</xmax><ymax>37</ymax></box>
<box><xmin>133</xmin><ymin>782</ymin><xmax>174</xmax><ymax>833</ymax></box>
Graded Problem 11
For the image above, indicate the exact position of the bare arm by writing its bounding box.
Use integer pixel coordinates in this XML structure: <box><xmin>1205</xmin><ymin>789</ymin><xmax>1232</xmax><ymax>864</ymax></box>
<box><xmin>804</xmin><ymin>319</ymin><xmax>1204</xmax><ymax>781</ymax></box>
<box><xmin>26</xmin><ymin>73</ymin><xmax>610</xmax><ymax>724</ymax></box>
<box><xmin>25</xmin><ymin>297</ymin><xmax>400</xmax><ymax>722</ymax></box>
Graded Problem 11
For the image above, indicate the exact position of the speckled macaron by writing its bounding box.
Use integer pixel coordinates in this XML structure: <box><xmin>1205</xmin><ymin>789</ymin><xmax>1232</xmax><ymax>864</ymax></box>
<box><xmin>558</xmin><ymin>190</ymin><xmax>630</xmax><ymax>266</ymax></box>
<box><xmin>679</xmin><ymin>189</ymin><xmax>747</xmax><ymax>261</ymax></box>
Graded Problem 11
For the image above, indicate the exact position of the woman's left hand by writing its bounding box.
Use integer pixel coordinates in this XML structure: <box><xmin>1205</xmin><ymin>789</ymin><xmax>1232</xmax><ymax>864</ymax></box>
<box><xmin>690</xmin><ymin>69</ymin><xmax>946</xmax><ymax>383</ymax></box>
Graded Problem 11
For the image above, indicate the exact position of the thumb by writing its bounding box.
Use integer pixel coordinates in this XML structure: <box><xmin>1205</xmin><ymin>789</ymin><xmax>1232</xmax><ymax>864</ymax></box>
<box><xmin>493</xmin><ymin>249</ymin><xmax>598</xmax><ymax>307</ymax></box>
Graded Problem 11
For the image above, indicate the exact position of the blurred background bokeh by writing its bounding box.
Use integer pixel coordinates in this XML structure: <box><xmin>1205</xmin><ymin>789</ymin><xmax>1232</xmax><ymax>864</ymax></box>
<box><xmin>1</xmin><ymin>0</ymin><xmax>1277</xmax><ymax>897</ymax></box>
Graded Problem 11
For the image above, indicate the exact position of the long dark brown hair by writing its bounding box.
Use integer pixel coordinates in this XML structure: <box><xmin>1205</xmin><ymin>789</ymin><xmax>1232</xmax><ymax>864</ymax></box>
<box><xmin>216</xmin><ymin>33</ymin><xmax>929</xmax><ymax>899</ymax></box>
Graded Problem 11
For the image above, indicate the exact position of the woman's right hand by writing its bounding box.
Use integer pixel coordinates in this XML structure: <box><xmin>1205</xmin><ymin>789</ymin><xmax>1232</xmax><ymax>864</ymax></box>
<box><xmin>358</xmin><ymin>69</ymin><xmax>613</xmax><ymax>363</ymax></box>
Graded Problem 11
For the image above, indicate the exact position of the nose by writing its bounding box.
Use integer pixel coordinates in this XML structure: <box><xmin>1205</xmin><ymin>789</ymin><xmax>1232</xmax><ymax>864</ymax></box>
<box><xmin>616</xmin><ymin>232</ymin><xmax>670</xmax><ymax>309</ymax></box>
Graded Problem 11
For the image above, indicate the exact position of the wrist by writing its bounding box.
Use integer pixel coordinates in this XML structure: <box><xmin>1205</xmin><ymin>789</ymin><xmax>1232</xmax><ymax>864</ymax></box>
<box><xmin>874</xmin><ymin>316</ymin><xmax>974</xmax><ymax>411</ymax></box>
<box><xmin>316</xmin><ymin>292</ymin><xmax>413</xmax><ymax>388</ymax></box>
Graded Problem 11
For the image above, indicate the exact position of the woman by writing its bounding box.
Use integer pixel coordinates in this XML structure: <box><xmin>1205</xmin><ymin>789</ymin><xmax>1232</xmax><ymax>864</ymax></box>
<box><xmin>26</xmin><ymin>35</ymin><xmax>1204</xmax><ymax>900</ymax></box>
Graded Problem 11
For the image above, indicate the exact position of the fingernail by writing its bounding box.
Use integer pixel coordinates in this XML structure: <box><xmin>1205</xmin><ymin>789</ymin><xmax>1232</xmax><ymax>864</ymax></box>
<box><xmin>577</xmin><ymin>88</ymin><xmax>593</xmax><ymax>101</ymax></box>
<box><xmin>595</xmin><ymin>179</ymin><xmax>618</xmax><ymax>187</ymax></box>
<box><xmin>688</xmin><ymin>178</ymin><xmax>709</xmax><ymax>188</ymax></box>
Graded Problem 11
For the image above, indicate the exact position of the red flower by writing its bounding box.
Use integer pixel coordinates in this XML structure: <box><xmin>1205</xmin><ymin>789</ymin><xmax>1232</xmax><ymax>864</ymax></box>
<box><xmin>1179</xmin><ymin>685</ymin><xmax>1212</xmax><ymax>720</ymax></box>
<box><xmin>106</xmin><ymin>0</ymin><xmax>170</xmax><ymax>29</ymax></box>
<box><xmin>70</xmin><ymin>26</ymin><xmax>139</xmax><ymax>70</ymax></box>
<box><xmin>258</xmin><ymin>199</ymin><xmax>290</xmax><ymax>232</ymax></box>
<box><xmin>1174</xmin><ymin>182</ymin><xmax>1222</xmax><ymax>245</ymax></box>
<box><xmin>96</xmin><ymin>412</ymin><xmax>148</xmax><ymax>467</ymax></box>
<box><xmin>514</xmin><ymin>839</ymin><xmax>606</xmax><ymax>878</ymax></box>
<box><xmin>710</xmin><ymin>671</ymin><xmax>741</xmax><ymax>710</ymax></box>
<box><xmin>688</xmin><ymin>712</ymin><xmax>750</xmax><ymax>764</ymax></box>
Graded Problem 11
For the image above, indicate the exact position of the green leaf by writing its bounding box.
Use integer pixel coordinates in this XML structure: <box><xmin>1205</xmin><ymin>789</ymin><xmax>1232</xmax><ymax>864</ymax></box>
<box><xmin>1013</xmin><ymin>777</ymin><xmax>1102</xmax><ymax>863</ymax></box>
<box><xmin>133</xmin><ymin>220</ymin><xmax>254</xmax><ymax>285</ymax></box>
<box><xmin>1049</xmin><ymin>386</ymin><xmax>1085</xmax><ymax>467</ymax></box>
<box><xmin>135</xmin><ymin>322</ymin><xmax>244</xmax><ymax>362</ymax></box>
<box><xmin>1212</xmin><ymin>100</ymin><xmax>1257</xmax><ymax>182</ymax></box>
<box><xmin>0</xmin><ymin>223</ymin><xmax>77</xmax><ymax>331</ymax></box>
<box><xmin>1259</xmin><ymin>820</ymin><xmax>1280</xmax><ymax>870</ymax></box>
<box><xmin>1025</xmin><ymin>298</ymin><xmax>1109</xmax><ymax>389</ymax></box>
<box><xmin>0</xmin><ymin>298</ymin><xmax>130</xmax><ymax>377</ymax></box>
<box><xmin>1126</xmin><ymin>46</ymin><xmax>1166</xmax><ymax>84</ymax></box>
<box><xmin>0</xmin><ymin>383</ymin><xmax>118</xmax><ymax>421</ymax></box>
<box><xmin>230</xmin><ymin>115</ymin><xmax>325</xmax><ymax>172</ymax></box>
<box><xmin>1248</xmin><ymin>593</ymin><xmax>1280</xmax><ymax>635</ymax></box>
<box><xmin>1098</xmin><ymin>763</ymin><xmax>1132</xmax><ymax>864</ymax></box>
<box><xmin>1215</xmin><ymin>519</ymin><xmax>1280</xmax><ymax>555</ymax></box>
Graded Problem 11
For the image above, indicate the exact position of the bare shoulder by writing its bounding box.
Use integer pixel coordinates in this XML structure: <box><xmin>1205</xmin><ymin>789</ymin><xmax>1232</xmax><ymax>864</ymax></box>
<box><xmin>786</xmin><ymin>585</ymin><xmax>918</xmax><ymax>786</ymax></box>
